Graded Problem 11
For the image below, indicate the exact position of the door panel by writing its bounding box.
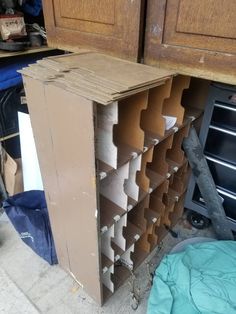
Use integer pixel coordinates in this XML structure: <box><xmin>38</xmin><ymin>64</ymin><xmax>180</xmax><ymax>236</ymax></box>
<box><xmin>144</xmin><ymin>0</ymin><xmax>236</xmax><ymax>84</ymax></box>
<box><xmin>176</xmin><ymin>0</ymin><xmax>236</xmax><ymax>39</ymax></box>
<box><xmin>163</xmin><ymin>0</ymin><xmax>236</xmax><ymax>53</ymax></box>
<box><xmin>43</xmin><ymin>0</ymin><xmax>144</xmax><ymax>61</ymax></box>
<box><xmin>59</xmin><ymin>0</ymin><xmax>115</xmax><ymax>24</ymax></box>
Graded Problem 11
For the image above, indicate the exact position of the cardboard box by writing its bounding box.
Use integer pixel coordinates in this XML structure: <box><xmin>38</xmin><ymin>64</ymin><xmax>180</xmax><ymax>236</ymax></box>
<box><xmin>2</xmin><ymin>149</ymin><xmax>23</xmax><ymax>196</ymax></box>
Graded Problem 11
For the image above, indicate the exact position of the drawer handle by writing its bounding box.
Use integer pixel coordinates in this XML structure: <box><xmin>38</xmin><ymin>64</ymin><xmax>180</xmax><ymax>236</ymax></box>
<box><xmin>217</xmin><ymin>188</ymin><xmax>236</xmax><ymax>200</ymax></box>
<box><xmin>209</xmin><ymin>125</ymin><xmax>236</xmax><ymax>137</ymax></box>
<box><xmin>214</xmin><ymin>102</ymin><xmax>236</xmax><ymax>112</ymax></box>
<box><xmin>205</xmin><ymin>155</ymin><xmax>236</xmax><ymax>170</ymax></box>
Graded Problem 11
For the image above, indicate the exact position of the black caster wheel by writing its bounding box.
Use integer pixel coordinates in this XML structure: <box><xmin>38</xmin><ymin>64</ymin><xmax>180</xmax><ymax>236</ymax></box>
<box><xmin>131</xmin><ymin>295</ymin><xmax>139</xmax><ymax>311</ymax></box>
<box><xmin>187</xmin><ymin>210</ymin><xmax>210</xmax><ymax>229</ymax></box>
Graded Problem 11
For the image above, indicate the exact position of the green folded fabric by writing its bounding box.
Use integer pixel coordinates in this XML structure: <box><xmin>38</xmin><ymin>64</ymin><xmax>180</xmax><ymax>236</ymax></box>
<box><xmin>147</xmin><ymin>241</ymin><xmax>236</xmax><ymax>314</ymax></box>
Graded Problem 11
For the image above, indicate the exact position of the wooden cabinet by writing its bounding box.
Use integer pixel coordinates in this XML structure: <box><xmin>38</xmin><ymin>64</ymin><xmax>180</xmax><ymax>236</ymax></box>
<box><xmin>144</xmin><ymin>0</ymin><xmax>236</xmax><ymax>84</ymax></box>
<box><xmin>42</xmin><ymin>0</ymin><xmax>144</xmax><ymax>61</ymax></box>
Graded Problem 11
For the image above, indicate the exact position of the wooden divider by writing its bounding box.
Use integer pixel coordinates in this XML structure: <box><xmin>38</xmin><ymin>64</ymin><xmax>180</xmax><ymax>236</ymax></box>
<box><xmin>162</xmin><ymin>76</ymin><xmax>190</xmax><ymax>125</ymax></box>
<box><xmin>135</xmin><ymin>225</ymin><xmax>154</xmax><ymax>253</ymax></box>
<box><xmin>147</xmin><ymin>135</ymin><xmax>173</xmax><ymax>190</ymax></box>
<box><xmin>169</xmin><ymin>194</ymin><xmax>186</xmax><ymax>228</ymax></box>
<box><xmin>141</xmin><ymin>79</ymin><xmax>172</xmax><ymax>138</ymax></box>
<box><xmin>166</xmin><ymin>124</ymin><xmax>190</xmax><ymax>170</ymax></box>
<box><xmin>101</xmin><ymin>225</ymin><xmax>115</xmax><ymax>262</ymax></box>
<box><xmin>96</xmin><ymin>90</ymin><xmax>148</xmax><ymax>169</ymax></box>
<box><xmin>136</xmin><ymin>147</ymin><xmax>154</xmax><ymax>195</ymax></box>
<box><xmin>100</xmin><ymin>163</ymin><xmax>129</xmax><ymax>210</ymax></box>
<box><xmin>113</xmin><ymin>91</ymin><xmax>148</xmax><ymax>166</ymax></box>
<box><xmin>127</xmin><ymin>196</ymin><xmax>149</xmax><ymax>232</ymax></box>
<box><xmin>124</xmin><ymin>155</ymin><xmax>142</xmax><ymax>202</ymax></box>
<box><xmin>102</xmin><ymin>265</ymin><xmax>114</xmax><ymax>293</ymax></box>
<box><xmin>96</xmin><ymin>102</ymin><xmax>118</xmax><ymax>169</ymax></box>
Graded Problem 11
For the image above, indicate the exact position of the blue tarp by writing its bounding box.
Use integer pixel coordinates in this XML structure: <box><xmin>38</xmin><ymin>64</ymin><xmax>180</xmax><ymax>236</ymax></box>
<box><xmin>3</xmin><ymin>190</ymin><xmax>58</xmax><ymax>265</ymax></box>
<box><xmin>0</xmin><ymin>56</ymin><xmax>42</xmax><ymax>91</ymax></box>
<box><xmin>22</xmin><ymin>0</ymin><xmax>42</xmax><ymax>17</ymax></box>
<box><xmin>148</xmin><ymin>241</ymin><xmax>236</xmax><ymax>314</ymax></box>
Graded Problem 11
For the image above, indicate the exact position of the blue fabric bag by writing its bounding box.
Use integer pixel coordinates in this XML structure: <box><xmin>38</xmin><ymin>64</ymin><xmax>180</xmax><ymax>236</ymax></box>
<box><xmin>3</xmin><ymin>190</ymin><xmax>58</xmax><ymax>265</ymax></box>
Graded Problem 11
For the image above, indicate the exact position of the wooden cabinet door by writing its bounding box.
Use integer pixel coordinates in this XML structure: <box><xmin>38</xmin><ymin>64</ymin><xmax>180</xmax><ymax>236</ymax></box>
<box><xmin>43</xmin><ymin>0</ymin><xmax>144</xmax><ymax>61</ymax></box>
<box><xmin>144</xmin><ymin>0</ymin><xmax>236</xmax><ymax>84</ymax></box>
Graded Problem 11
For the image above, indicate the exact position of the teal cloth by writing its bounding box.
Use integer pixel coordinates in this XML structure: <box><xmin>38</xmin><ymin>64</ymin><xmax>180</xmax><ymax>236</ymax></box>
<box><xmin>147</xmin><ymin>241</ymin><xmax>236</xmax><ymax>314</ymax></box>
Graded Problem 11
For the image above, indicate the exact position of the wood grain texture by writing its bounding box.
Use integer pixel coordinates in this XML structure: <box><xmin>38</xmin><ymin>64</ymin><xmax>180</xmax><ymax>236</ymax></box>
<box><xmin>144</xmin><ymin>0</ymin><xmax>236</xmax><ymax>84</ymax></box>
<box><xmin>164</xmin><ymin>0</ymin><xmax>236</xmax><ymax>53</ymax></box>
<box><xmin>176</xmin><ymin>0</ymin><xmax>236</xmax><ymax>38</ymax></box>
<box><xmin>42</xmin><ymin>0</ymin><xmax>144</xmax><ymax>61</ymax></box>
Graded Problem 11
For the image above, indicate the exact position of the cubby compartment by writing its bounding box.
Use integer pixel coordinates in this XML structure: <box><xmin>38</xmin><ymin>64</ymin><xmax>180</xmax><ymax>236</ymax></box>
<box><xmin>100</xmin><ymin>163</ymin><xmax>129</xmax><ymax>210</ymax></box>
<box><xmin>147</xmin><ymin>135</ymin><xmax>173</xmax><ymax>190</ymax></box>
<box><xmin>135</xmin><ymin>225</ymin><xmax>155</xmax><ymax>253</ymax></box>
<box><xmin>166</xmin><ymin>124</ymin><xmax>189</xmax><ymax>172</ymax></box>
<box><xmin>100</xmin><ymin>196</ymin><xmax>126</xmax><ymax>233</ymax></box>
<box><xmin>169</xmin><ymin>194</ymin><xmax>185</xmax><ymax>228</ymax></box>
<box><xmin>141</xmin><ymin>79</ymin><xmax>172</xmax><ymax>145</ymax></box>
<box><xmin>96</xmin><ymin>91</ymin><xmax>148</xmax><ymax>169</ymax></box>
<box><xmin>128</xmin><ymin>196</ymin><xmax>150</xmax><ymax>232</ymax></box>
<box><xmin>165</xmin><ymin>163</ymin><xmax>189</xmax><ymax>206</ymax></box>
<box><xmin>136</xmin><ymin>147</ymin><xmax>153</xmax><ymax>196</ymax></box>
<box><xmin>124</xmin><ymin>155</ymin><xmax>142</xmax><ymax>202</ymax></box>
<box><xmin>162</xmin><ymin>75</ymin><xmax>190</xmax><ymax>125</ymax></box>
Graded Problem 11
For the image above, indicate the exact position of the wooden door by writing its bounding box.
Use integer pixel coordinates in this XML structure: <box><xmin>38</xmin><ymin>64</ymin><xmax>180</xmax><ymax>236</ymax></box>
<box><xmin>43</xmin><ymin>0</ymin><xmax>144</xmax><ymax>61</ymax></box>
<box><xmin>144</xmin><ymin>0</ymin><xmax>236</xmax><ymax>84</ymax></box>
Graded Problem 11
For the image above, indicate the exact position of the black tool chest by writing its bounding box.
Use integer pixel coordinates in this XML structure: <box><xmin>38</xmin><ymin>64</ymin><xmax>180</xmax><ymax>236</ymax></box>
<box><xmin>185</xmin><ymin>83</ymin><xmax>236</xmax><ymax>230</ymax></box>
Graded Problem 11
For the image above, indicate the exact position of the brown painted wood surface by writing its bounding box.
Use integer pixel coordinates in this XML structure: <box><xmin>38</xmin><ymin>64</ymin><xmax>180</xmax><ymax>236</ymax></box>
<box><xmin>42</xmin><ymin>0</ymin><xmax>144</xmax><ymax>61</ymax></box>
<box><xmin>23</xmin><ymin>77</ymin><xmax>103</xmax><ymax>305</ymax></box>
<box><xmin>145</xmin><ymin>0</ymin><xmax>236</xmax><ymax>84</ymax></box>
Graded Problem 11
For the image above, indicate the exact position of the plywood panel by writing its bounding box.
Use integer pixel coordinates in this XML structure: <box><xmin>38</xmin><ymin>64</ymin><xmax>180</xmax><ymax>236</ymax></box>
<box><xmin>23</xmin><ymin>77</ymin><xmax>102</xmax><ymax>304</ymax></box>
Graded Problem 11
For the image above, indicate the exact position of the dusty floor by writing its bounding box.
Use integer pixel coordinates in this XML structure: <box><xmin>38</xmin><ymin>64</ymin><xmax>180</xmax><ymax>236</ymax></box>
<box><xmin>0</xmin><ymin>212</ymin><xmax>215</xmax><ymax>314</ymax></box>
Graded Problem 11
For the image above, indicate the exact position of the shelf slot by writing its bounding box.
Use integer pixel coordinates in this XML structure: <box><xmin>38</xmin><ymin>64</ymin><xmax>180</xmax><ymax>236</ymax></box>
<box><xmin>101</xmin><ymin>225</ymin><xmax>115</xmax><ymax>262</ymax></box>
<box><xmin>162</xmin><ymin>75</ymin><xmax>190</xmax><ymax>125</ymax></box>
<box><xmin>113</xmin><ymin>214</ymin><xmax>127</xmax><ymax>252</ymax></box>
<box><xmin>100</xmin><ymin>163</ymin><xmax>129</xmax><ymax>210</ymax></box>
<box><xmin>113</xmin><ymin>91</ymin><xmax>148</xmax><ymax>167</ymax></box>
<box><xmin>102</xmin><ymin>265</ymin><xmax>114</xmax><ymax>293</ymax></box>
<box><xmin>96</xmin><ymin>102</ymin><xmax>118</xmax><ymax>169</ymax></box>
<box><xmin>128</xmin><ymin>195</ymin><xmax>150</xmax><ymax>232</ymax></box>
<box><xmin>141</xmin><ymin>79</ymin><xmax>172</xmax><ymax>139</ymax></box>
<box><xmin>100</xmin><ymin>195</ymin><xmax>126</xmax><ymax>232</ymax></box>
<box><xmin>169</xmin><ymin>194</ymin><xmax>185</xmax><ymax>227</ymax></box>
<box><xmin>136</xmin><ymin>147</ymin><xmax>153</xmax><ymax>194</ymax></box>
<box><xmin>166</xmin><ymin>124</ymin><xmax>189</xmax><ymax>169</ymax></box>
<box><xmin>124</xmin><ymin>155</ymin><xmax>142</xmax><ymax>201</ymax></box>
<box><xmin>147</xmin><ymin>135</ymin><xmax>173</xmax><ymax>187</ymax></box>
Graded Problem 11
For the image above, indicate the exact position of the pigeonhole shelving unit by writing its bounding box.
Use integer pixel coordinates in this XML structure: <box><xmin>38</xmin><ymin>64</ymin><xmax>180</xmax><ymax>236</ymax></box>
<box><xmin>20</xmin><ymin>52</ymin><xmax>201</xmax><ymax>305</ymax></box>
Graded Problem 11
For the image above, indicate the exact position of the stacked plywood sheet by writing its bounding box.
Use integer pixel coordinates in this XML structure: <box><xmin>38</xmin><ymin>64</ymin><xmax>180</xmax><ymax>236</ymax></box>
<box><xmin>20</xmin><ymin>51</ymin><xmax>173</xmax><ymax>105</ymax></box>
<box><xmin>20</xmin><ymin>52</ymin><xmax>201</xmax><ymax>305</ymax></box>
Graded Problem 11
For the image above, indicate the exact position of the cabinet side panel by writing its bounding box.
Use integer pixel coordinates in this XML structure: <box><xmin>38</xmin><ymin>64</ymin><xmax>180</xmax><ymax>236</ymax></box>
<box><xmin>23</xmin><ymin>77</ymin><xmax>70</xmax><ymax>269</ymax></box>
<box><xmin>23</xmin><ymin>77</ymin><xmax>102</xmax><ymax>304</ymax></box>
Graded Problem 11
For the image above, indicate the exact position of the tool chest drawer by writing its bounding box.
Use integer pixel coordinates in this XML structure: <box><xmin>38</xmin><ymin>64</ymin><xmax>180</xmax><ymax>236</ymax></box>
<box><xmin>185</xmin><ymin>83</ymin><xmax>236</xmax><ymax>231</ymax></box>
<box><xmin>204</xmin><ymin>126</ymin><xmax>236</xmax><ymax>165</ymax></box>
<box><xmin>193</xmin><ymin>186</ymin><xmax>236</xmax><ymax>222</ymax></box>
<box><xmin>211</xmin><ymin>103</ymin><xmax>236</xmax><ymax>132</ymax></box>
<box><xmin>206</xmin><ymin>157</ymin><xmax>236</xmax><ymax>194</ymax></box>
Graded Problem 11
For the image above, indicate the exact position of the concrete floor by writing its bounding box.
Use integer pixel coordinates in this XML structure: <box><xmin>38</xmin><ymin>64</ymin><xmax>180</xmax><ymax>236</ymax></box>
<box><xmin>0</xmin><ymin>212</ymin><xmax>215</xmax><ymax>314</ymax></box>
